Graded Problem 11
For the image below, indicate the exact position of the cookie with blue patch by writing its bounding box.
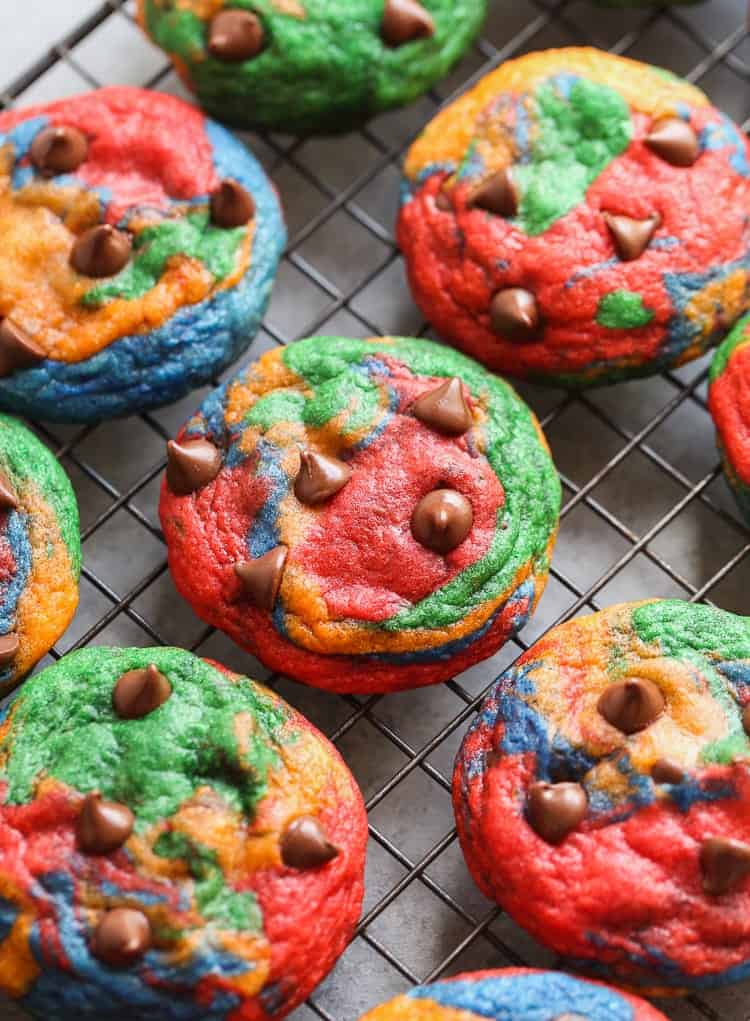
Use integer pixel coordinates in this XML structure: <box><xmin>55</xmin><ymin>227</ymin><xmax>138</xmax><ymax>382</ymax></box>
<box><xmin>399</xmin><ymin>47</ymin><xmax>750</xmax><ymax>386</ymax></box>
<box><xmin>0</xmin><ymin>413</ymin><xmax>80</xmax><ymax>695</ymax></box>
<box><xmin>454</xmin><ymin>600</ymin><xmax>750</xmax><ymax>992</ymax></box>
<box><xmin>0</xmin><ymin>647</ymin><xmax>367</xmax><ymax>1020</ymax></box>
<box><xmin>159</xmin><ymin>335</ymin><xmax>560</xmax><ymax>694</ymax></box>
<box><xmin>358</xmin><ymin>968</ymin><xmax>669</xmax><ymax>1020</ymax></box>
<box><xmin>0</xmin><ymin>87</ymin><xmax>284</xmax><ymax>422</ymax></box>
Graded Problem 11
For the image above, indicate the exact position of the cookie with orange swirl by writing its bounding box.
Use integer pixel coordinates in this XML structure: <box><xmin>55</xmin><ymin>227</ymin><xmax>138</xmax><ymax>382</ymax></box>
<box><xmin>159</xmin><ymin>335</ymin><xmax>560</xmax><ymax>693</ymax></box>
<box><xmin>0</xmin><ymin>646</ymin><xmax>367</xmax><ymax>1020</ymax></box>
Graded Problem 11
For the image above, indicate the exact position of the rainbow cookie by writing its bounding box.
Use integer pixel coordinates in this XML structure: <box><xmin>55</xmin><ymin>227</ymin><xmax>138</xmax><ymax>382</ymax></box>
<box><xmin>398</xmin><ymin>47</ymin><xmax>750</xmax><ymax>387</ymax></box>
<box><xmin>709</xmin><ymin>313</ymin><xmax>750</xmax><ymax>526</ymax></box>
<box><xmin>136</xmin><ymin>1</ymin><xmax>487</xmax><ymax>136</ymax></box>
<box><xmin>0</xmin><ymin>414</ymin><xmax>79</xmax><ymax>694</ymax></box>
<box><xmin>454</xmin><ymin>600</ymin><xmax>750</xmax><ymax>992</ymax></box>
<box><xmin>0</xmin><ymin>647</ymin><xmax>367</xmax><ymax>1020</ymax></box>
<box><xmin>358</xmin><ymin>968</ymin><xmax>669</xmax><ymax>1020</ymax></box>
<box><xmin>159</xmin><ymin>335</ymin><xmax>560</xmax><ymax>694</ymax></box>
<box><xmin>0</xmin><ymin>87</ymin><xmax>284</xmax><ymax>423</ymax></box>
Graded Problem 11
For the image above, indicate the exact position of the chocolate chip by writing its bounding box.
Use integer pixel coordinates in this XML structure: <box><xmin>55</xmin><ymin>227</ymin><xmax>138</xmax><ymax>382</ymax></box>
<box><xmin>113</xmin><ymin>664</ymin><xmax>171</xmax><ymax>720</ymax></box>
<box><xmin>411</xmin><ymin>377</ymin><xmax>472</xmax><ymax>437</ymax></box>
<box><xmin>489</xmin><ymin>288</ymin><xmax>540</xmax><ymax>342</ymax></box>
<box><xmin>70</xmin><ymin>225</ymin><xmax>131</xmax><ymax>278</ymax></box>
<box><xmin>468</xmin><ymin>169</ymin><xmax>518</xmax><ymax>218</ymax></box>
<box><xmin>382</xmin><ymin>0</ymin><xmax>435</xmax><ymax>45</ymax></box>
<box><xmin>651</xmin><ymin>758</ymin><xmax>685</xmax><ymax>785</ymax></box>
<box><xmin>527</xmin><ymin>781</ymin><xmax>588</xmax><ymax>845</ymax></box>
<box><xmin>208</xmin><ymin>10</ymin><xmax>264</xmax><ymax>61</ymax></box>
<box><xmin>700</xmin><ymin>837</ymin><xmax>750</xmax><ymax>895</ymax></box>
<box><xmin>742</xmin><ymin>703</ymin><xmax>750</xmax><ymax>738</ymax></box>
<box><xmin>411</xmin><ymin>489</ymin><xmax>473</xmax><ymax>555</ymax></box>
<box><xmin>435</xmin><ymin>188</ymin><xmax>452</xmax><ymax>211</ymax></box>
<box><xmin>91</xmin><ymin>908</ymin><xmax>151</xmax><ymax>966</ymax></box>
<box><xmin>294</xmin><ymin>451</ymin><xmax>351</xmax><ymax>505</ymax></box>
<box><xmin>77</xmin><ymin>792</ymin><xmax>134</xmax><ymax>855</ymax></box>
<box><xmin>645</xmin><ymin>117</ymin><xmax>699</xmax><ymax>167</ymax></box>
<box><xmin>166</xmin><ymin>438</ymin><xmax>222</xmax><ymax>496</ymax></box>
<box><xmin>0</xmin><ymin>471</ymin><xmax>18</xmax><ymax>511</ymax></box>
<box><xmin>0</xmin><ymin>319</ymin><xmax>45</xmax><ymax>378</ymax></box>
<box><xmin>603</xmin><ymin>212</ymin><xmax>660</xmax><ymax>262</ymax></box>
<box><xmin>210</xmin><ymin>179</ymin><xmax>256</xmax><ymax>229</ymax></box>
<box><xmin>235</xmin><ymin>545</ymin><xmax>288</xmax><ymax>611</ymax></box>
<box><xmin>597</xmin><ymin>677</ymin><xmax>665</xmax><ymax>735</ymax></box>
<box><xmin>281</xmin><ymin>816</ymin><xmax>340</xmax><ymax>870</ymax></box>
<box><xmin>0</xmin><ymin>633</ymin><xmax>19</xmax><ymax>667</ymax></box>
<box><xmin>30</xmin><ymin>125</ymin><xmax>88</xmax><ymax>177</ymax></box>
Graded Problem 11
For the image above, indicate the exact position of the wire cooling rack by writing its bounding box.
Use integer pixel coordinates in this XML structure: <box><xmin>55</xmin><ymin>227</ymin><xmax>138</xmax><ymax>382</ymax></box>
<box><xmin>1</xmin><ymin>1</ymin><xmax>750</xmax><ymax>1019</ymax></box>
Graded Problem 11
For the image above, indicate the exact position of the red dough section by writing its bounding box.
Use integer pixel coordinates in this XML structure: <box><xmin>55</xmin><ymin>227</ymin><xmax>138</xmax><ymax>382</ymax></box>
<box><xmin>295</xmin><ymin>417</ymin><xmax>502</xmax><ymax>622</ymax></box>
<box><xmin>710</xmin><ymin>341</ymin><xmax>750</xmax><ymax>486</ymax></box>
<box><xmin>454</xmin><ymin>742</ymin><xmax>750</xmax><ymax>985</ymax></box>
<box><xmin>399</xmin><ymin>107</ymin><xmax>750</xmax><ymax>380</ymax></box>
<box><xmin>0</xmin><ymin>87</ymin><xmax>218</xmax><ymax>224</ymax></box>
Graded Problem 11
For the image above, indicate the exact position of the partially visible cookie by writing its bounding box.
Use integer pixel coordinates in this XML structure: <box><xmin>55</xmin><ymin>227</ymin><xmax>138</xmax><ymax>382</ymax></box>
<box><xmin>454</xmin><ymin>600</ymin><xmax>750</xmax><ymax>992</ymax></box>
<box><xmin>358</xmin><ymin>969</ymin><xmax>669</xmax><ymax>1020</ymax></box>
<box><xmin>709</xmin><ymin>313</ymin><xmax>750</xmax><ymax>525</ymax></box>
<box><xmin>159</xmin><ymin>335</ymin><xmax>560</xmax><ymax>694</ymax></box>
<box><xmin>0</xmin><ymin>414</ymin><xmax>79</xmax><ymax>695</ymax></box>
<box><xmin>399</xmin><ymin>47</ymin><xmax>750</xmax><ymax>386</ymax></box>
<box><xmin>0</xmin><ymin>647</ymin><xmax>367</xmax><ymax>1020</ymax></box>
<box><xmin>0</xmin><ymin>87</ymin><xmax>284</xmax><ymax>422</ymax></box>
<box><xmin>136</xmin><ymin>1</ymin><xmax>487</xmax><ymax>135</ymax></box>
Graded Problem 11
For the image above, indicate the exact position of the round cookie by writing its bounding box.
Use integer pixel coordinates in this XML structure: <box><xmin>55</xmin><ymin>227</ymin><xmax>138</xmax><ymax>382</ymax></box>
<box><xmin>159</xmin><ymin>335</ymin><xmax>560</xmax><ymax>694</ymax></box>
<box><xmin>136</xmin><ymin>1</ymin><xmax>487</xmax><ymax>136</ymax></box>
<box><xmin>358</xmin><ymin>968</ymin><xmax>668</xmax><ymax>1020</ymax></box>
<box><xmin>0</xmin><ymin>87</ymin><xmax>285</xmax><ymax>423</ymax></box>
<box><xmin>454</xmin><ymin>600</ymin><xmax>750</xmax><ymax>992</ymax></box>
<box><xmin>398</xmin><ymin>47</ymin><xmax>750</xmax><ymax>387</ymax></box>
<box><xmin>0</xmin><ymin>414</ymin><xmax>80</xmax><ymax>695</ymax></box>
<box><xmin>0</xmin><ymin>647</ymin><xmax>367</xmax><ymax>1020</ymax></box>
<box><xmin>709</xmin><ymin>312</ymin><xmax>750</xmax><ymax>526</ymax></box>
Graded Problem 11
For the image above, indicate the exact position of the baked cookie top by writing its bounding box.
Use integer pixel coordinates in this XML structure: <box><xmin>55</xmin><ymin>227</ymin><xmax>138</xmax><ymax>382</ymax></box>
<box><xmin>137</xmin><ymin>0</ymin><xmax>487</xmax><ymax>134</ymax></box>
<box><xmin>0</xmin><ymin>413</ymin><xmax>79</xmax><ymax>695</ymax></box>
<box><xmin>399</xmin><ymin>47</ymin><xmax>750</xmax><ymax>386</ymax></box>
<box><xmin>454</xmin><ymin>600</ymin><xmax>750</xmax><ymax>991</ymax></box>
<box><xmin>0</xmin><ymin>87</ymin><xmax>284</xmax><ymax>421</ymax></box>
<box><xmin>709</xmin><ymin>312</ymin><xmax>750</xmax><ymax>522</ymax></box>
<box><xmin>358</xmin><ymin>968</ymin><xmax>668</xmax><ymax>1020</ymax></box>
<box><xmin>0</xmin><ymin>647</ymin><xmax>367</xmax><ymax>1020</ymax></box>
<box><xmin>159</xmin><ymin>336</ymin><xmax>560</xmax><ymax>692</ymax></box>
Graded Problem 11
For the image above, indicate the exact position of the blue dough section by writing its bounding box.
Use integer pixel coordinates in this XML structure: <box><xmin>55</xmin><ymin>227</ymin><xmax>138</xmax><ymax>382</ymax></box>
<box><xmin>410</xmin><ymin>972</ymin><xmax>634</xmax><ymax>1020</ymax></box>
<box><xmin>0</xmin><ymin>119</ymin><xmax>285</xmax><ymax>423</ymax></box>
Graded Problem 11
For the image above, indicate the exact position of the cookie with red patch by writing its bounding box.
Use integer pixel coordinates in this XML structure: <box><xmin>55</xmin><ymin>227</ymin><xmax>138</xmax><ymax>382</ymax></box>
<box><xmin>0</xmin><ymin>646</ymin><xmax>367</xmax><ymax>1020</ymax></box>
<box><xmin>0</xmin><ymin>413</ymin><xmax>80</xmax><ymax>696</ymax></box>
<box><xmin>709</xmin><ymin>312</ymin><xmax>750</xmax><ymax>526</ymax></box>
<box><xmin>0</xmin><ymin>87</ymin><xmax>284</xmax><ymax>422</ymax></box>
<box><xmin>159</xmin><ymin>335</ymin><xmax>560</xmax><ymax>694</ymax></box>
<box><xmin>358</xmin><ymin>968</ymin><xmax>669</xmax><ymax>1020</ymax></box>
<box><xmin>399</xmin><ymin>47</ymin><xmax>750</xmax><ymax>386</ymax></box>
<box><xmin>454</xmin><ymin>600</ymin><xmax>750</xmax><ymax>992</ymax></box>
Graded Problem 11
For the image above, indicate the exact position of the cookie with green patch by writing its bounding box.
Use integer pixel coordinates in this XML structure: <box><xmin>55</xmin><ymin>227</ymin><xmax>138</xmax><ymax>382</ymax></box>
<box><xmin>400</xmin><ymin>47</ymin><xmax>750</xmax><ymax>386</ymax></box>
<box><xmin>136</xmin><ymin>0</ymin><xmax>487</xmax><ymax>135</ymax></box>
<box><xmin>0</xmin><ymin>647</ymin><xmax>367</xmax><ymax>1020</ymax></box>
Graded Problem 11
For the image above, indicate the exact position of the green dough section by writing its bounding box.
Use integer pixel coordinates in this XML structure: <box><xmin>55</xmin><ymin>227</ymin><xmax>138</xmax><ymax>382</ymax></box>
<box><xmin>0</xmin><ymin>647</ymin><xmax>287</xmax><ymax>827</ymax></box>
<box><xmin>709</xmin><ymin>312</ymin><xmax>750</xmax><ymax>382</ymax></box>
<box><xmin>83</xmin><ymin>211</ymin><xmax>245</xmax><ymax>307</ymax></box>
<box><xmin>141</xmin><ymin>0</ymin><xmax>487</xmax><ymax>134</ymax></box>
<box><xmin>596</xmin><ymin>291</ymin><xmax>655</xmax><ymax>329</ymax></box>
<box><xmin>0</xmin><ymin>413</ymin><xmax>80</xmax><ymax>576</ymax></box>
<box><xmin>274</xmin><ymin>336</ymin><xmax>560</xmax><ymax>632</ymax></box>
<box><xmin>632</xmin><ymin>600</ymin><xmax>750</xmax><ymax>766</ymax></box>
<box><xmin>514</xmin><ymin>78</ymin><xmax>631</xmax><ymax>236</ymax></box>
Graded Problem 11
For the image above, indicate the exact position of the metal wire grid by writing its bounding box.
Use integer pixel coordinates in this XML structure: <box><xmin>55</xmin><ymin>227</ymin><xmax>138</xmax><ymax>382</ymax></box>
<box><xmin>1</xmin><ymin>1</ymin><xmax>750</xmax><ymax>1019</ymax></box>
